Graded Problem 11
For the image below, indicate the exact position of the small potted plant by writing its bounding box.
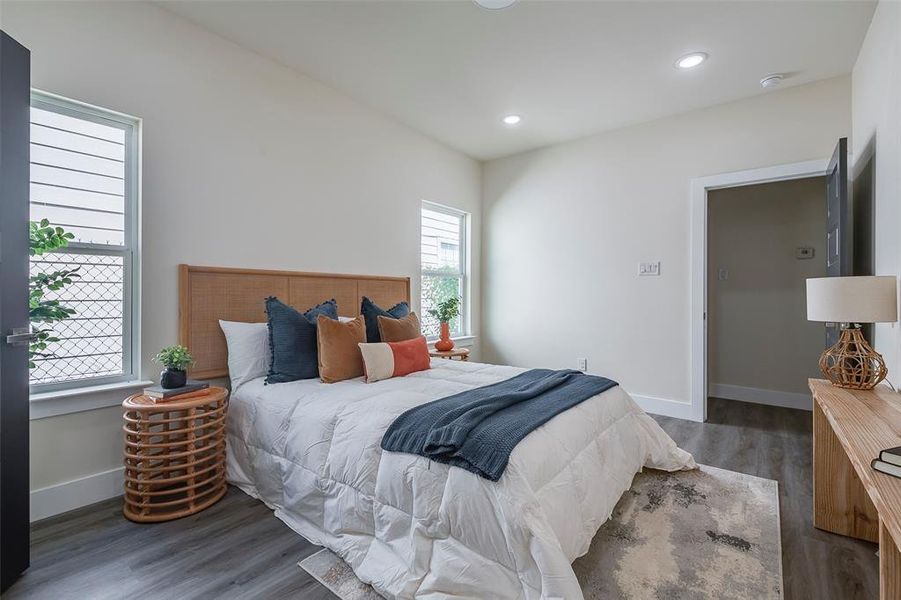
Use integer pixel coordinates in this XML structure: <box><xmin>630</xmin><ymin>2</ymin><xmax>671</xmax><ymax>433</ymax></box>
<box><xmin>428</xmin><ymin>296</ymin><xmax>461</xmax><ymax>352</ymax></box>
<box><xmin>153</xmin><ymin>345</ymin><xmax>194</xmax><ymax>389</ymax></box>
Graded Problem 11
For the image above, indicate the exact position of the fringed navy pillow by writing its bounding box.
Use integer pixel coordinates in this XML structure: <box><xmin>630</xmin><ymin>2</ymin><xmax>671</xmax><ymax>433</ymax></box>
<box><xmin>361</xmin><ymin>296</ymin><xmax>410</xmax><ymax>343</ymax></box>
<box><xmin>265</xmin><ymin>297</ymin><xmax>337</xmax><ymax>383</ymax></box>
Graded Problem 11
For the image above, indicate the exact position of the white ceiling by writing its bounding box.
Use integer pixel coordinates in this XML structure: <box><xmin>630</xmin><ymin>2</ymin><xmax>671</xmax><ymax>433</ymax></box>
<box><xmin>162</xmin><ymin>0</ymin><xmax>875</xmax><ymax>161</ymax></box>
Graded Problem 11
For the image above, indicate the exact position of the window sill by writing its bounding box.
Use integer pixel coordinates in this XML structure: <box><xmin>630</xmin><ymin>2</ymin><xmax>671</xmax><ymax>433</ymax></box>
<box><xmin>30</xmin><ymin>379</ymin><xmax>153</xmax><ymax>420</ymax></box>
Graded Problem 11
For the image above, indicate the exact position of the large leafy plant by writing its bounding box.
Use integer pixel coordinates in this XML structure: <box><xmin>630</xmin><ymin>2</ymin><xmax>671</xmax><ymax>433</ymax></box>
<box><xmin>29</xmin><ymin>219</ymin><xmax>80</xmax><ymax>369</ymax></box>
<box><xmin>428</xmin><ymin>296</ymin><xmax>461</xmax><ymax>324</ymax></box>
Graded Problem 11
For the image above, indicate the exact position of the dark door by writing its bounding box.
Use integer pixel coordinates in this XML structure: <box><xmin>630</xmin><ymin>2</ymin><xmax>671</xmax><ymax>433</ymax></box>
<box><xmin>825</xmin><ymin>137</ymin><xmax>849</xmax><ymax>347</ymax></box>
<box><xmin>0</xmin><ymin>30</ymin><xmax>32</xmax><ymax>592</ymax></box>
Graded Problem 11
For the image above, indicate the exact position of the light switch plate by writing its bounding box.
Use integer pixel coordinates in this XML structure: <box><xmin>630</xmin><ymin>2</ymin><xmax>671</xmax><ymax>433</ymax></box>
<box><xmin>639</xmin><ymin>261</ymin><xmax>660</xmax><ymax>276</ymax></box>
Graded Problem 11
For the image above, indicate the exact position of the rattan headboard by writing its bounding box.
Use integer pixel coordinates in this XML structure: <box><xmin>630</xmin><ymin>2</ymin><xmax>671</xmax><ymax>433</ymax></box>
<box><xmin>178</xmin><ymin>265</ymin><xmax>411</xmax><ymax>379</ymax></box>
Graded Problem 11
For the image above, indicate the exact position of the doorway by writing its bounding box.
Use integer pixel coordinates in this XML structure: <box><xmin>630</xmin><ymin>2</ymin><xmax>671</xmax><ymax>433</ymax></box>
<box><xmin>706</xmin><ymin>176</ymin><xmax>827</xmax><ymax>411</ymax></box>
<box><xmin>689</xmin><ymin>159</ymin><xmax>829</xmax><ymax>422</ymax></box>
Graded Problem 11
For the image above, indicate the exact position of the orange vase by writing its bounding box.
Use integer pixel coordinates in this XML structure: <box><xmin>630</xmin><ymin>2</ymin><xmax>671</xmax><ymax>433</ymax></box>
<box><xmin>435</xmin><ymin>322</ymin><xmax>455</xmax><ymax>351</ymax></box>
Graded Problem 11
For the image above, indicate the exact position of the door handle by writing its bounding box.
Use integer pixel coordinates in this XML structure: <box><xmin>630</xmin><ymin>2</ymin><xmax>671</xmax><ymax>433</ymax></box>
<box><xmin>5</xmin><ymin>327</ymin><xmax>36</xmax><ymax>346</ymax></box>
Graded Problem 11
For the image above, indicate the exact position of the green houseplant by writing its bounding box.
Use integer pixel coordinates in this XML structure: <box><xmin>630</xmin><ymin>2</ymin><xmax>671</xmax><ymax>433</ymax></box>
<box><xmin>29</xmin><ymin>219</ymin><xmax>80</xmax><ymax>370</ymax></box>
<box><xmin>428</xmin><ymin>296</ymin><xmax>460</xmax><ymax>351</ymax></box>
<box><xmin>153</xmin><ymin>345</ymin><xmax>195</xmax><ymax>389</ymax></box>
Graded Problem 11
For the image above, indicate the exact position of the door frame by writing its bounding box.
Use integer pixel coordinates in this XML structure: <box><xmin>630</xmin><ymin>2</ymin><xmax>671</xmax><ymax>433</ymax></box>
<box><xmin>689</xmin><ymin>159</ymin><xmax>829</xmax><ymax>422</ymax></box>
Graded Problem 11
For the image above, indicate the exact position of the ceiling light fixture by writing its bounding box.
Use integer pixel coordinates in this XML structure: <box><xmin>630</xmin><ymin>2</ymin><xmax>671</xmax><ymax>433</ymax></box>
<box><xmin>502</xmin><ymin>114</ymin><xmax>522</xmax><ymax>125</ymax></box>
<box><xmin>473</xmin><ymin>0</ymin><xmax>517</xmax><ymax>9</ymax></box>
<box><xmin>760</xmin><ymin>74</ymin><xmax>784</xmax><ymax>88</ymax></box>
<box><xmin>675</xmin><ymin>52</ymin><xmax>708</xmax><ymax>70</ymax></box>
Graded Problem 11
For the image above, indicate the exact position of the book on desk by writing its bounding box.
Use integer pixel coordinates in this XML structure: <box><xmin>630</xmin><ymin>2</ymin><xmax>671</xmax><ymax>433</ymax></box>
<box><xmin>873</xmin><ymin>446</ymin><xmax>901</xmax><ymax>479</ymax></box>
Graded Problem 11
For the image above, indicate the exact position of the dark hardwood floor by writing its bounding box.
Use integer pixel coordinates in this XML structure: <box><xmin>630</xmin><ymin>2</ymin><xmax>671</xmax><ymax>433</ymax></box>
<box><xmin>654</xmin><ymin>397</ymin><xmax>878</xmax><ymax>600</ymax></box>
<box><xmin>6</xmin><ymin>397</ymin><xmax>878</xmax><ymax>599</ymax></box>
<box><xmin>5</xmin><ymin>487</ymin><xmax>337</xmax><ymax>600</ymax></box>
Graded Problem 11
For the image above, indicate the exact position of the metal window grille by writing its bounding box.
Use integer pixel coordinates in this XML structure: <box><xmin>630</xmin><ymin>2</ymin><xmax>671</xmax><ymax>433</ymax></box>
<box><xmin>420</xmin><ymin>202</ymin><xmax>468</xmax><ymax>339</ymax></box>
<box><xmin>29</xmin><ymin>92</ymin><xmax>140</xmax><ymax>391</ymax></box>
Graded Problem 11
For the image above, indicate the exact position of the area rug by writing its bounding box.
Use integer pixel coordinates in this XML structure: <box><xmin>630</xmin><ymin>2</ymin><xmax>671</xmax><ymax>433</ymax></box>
<box><xmin>298</xmin><ymin>464</ymin><xmax>782</xmax><ymax>599</ymax></box>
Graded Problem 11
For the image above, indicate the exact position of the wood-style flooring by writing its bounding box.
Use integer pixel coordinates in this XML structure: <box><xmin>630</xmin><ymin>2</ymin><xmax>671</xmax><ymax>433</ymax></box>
<box><xmin>6</xmin><ymin>397</ymin><xmax>878</xmax><ymax>600</ymax></box>
<box><xmin>655</xmin><ymin>397</ymin><xmax>878</xmax><ymax>600</ymax></box>
<box><xmin>4</xmin><ymin>486</ymin><xmax>336</xmax><ymax>600</ymax></box>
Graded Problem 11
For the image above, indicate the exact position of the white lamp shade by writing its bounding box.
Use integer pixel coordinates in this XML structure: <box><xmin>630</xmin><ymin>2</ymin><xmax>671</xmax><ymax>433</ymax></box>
<box><xmin>807</xmin><ymin>276</ymin><xmax>898</xmax><ymax>323</ymax></box>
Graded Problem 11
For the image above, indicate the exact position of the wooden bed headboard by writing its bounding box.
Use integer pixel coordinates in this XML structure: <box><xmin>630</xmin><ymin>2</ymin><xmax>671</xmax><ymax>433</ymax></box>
<box><xmin>178</xmin><ymin>265</ymin><xmax>411</xmax><ymax>379</ymax></box>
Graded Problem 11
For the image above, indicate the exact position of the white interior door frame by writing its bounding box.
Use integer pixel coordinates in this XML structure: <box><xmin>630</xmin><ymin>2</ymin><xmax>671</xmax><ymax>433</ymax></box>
<box><xmin>690</xmin><ymin>158</ymin><xmax>829</xmax><ymax>422</ymax></box>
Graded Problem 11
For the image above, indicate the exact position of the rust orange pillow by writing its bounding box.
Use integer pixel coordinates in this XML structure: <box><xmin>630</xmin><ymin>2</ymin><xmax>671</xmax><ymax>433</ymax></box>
<box><xmin>377</xmin><ymin>312</ymin><xmax>421</xmax><ymax>343</ymax></box>
<box><xmin>316</xmin><ymin>314</ymin><xmax>365</xmax><ymax>383</ymax></box>
<box><xmin>358</xmin><ymin>336</ymin><xmax>431</xmax><ymax>383</ymax></box>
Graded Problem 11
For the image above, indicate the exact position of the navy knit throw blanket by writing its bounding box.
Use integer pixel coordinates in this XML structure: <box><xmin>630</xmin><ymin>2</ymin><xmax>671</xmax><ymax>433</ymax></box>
<box><xmin>380</xmin><ymin>369</ymin><xmax>618</xmax><ymax>481</ymax></box>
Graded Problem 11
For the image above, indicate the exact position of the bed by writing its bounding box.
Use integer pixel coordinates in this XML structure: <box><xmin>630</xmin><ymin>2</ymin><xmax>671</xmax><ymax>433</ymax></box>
<box><xmin>179</xmin><ymin>265</ymin><xmax>695</xmax><ymax>599</ymax></box>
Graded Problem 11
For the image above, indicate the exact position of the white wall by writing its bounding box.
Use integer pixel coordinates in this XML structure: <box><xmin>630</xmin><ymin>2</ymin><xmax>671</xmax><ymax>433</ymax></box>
<box><xmin>852</xmin><ymin>0</ymin><xmax>901</xmax><ymax>376</ymax></box>
<box><xmin>707</xmin><ymin>177</ymin><xmax>827</xmax><ymax>401</ymax></box>
<box><xmin>482</xmin><ymin>76</ymin><xmax>850</xmax><ymax>416</ymax></box>
<box><xmin>2</xmin><ymin>1</ymin><xmax>481</xmax><ymax>515</ymax></box>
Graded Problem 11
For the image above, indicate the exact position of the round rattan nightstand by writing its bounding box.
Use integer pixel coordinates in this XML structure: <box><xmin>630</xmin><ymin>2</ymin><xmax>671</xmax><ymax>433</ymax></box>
<box><xmin>122</xmin><ymin>386</ymin><xmax>228</xmax><ymax>523</ymax></box>
<box><xmin>429</xmin><ymin>347</ymin><xmax>470</xmax><ymax>361</ymax></box>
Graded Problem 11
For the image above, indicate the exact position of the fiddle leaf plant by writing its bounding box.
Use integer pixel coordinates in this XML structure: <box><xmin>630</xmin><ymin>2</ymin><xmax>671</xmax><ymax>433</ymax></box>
<box><xmin>153</xmin><ymin>345</ymin><xmax>195</xmax><ymax>372</ymax></box>
<box><xmin>29</xmin><ymin>219</ymin><xmax>80</xmax><ymax>369</ymax></box>
<box><xmin>427</xmin><ymin>296</ymin><xmax>461</xmax><ymax>324</ymax></box>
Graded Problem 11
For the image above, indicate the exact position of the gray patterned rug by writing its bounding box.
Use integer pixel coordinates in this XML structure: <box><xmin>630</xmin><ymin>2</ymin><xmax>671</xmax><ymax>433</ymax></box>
<box><xmin>298</xmin><ymin>464</ymin><xmax>782</xmax><ymax>599</ymax></box>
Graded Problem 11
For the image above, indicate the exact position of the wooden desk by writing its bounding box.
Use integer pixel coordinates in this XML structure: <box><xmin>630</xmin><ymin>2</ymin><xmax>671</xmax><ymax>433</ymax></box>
<box><xmin>811</xmin><ymin>379</ymin><xmax>901</xmax><ymax>599</ymax></box>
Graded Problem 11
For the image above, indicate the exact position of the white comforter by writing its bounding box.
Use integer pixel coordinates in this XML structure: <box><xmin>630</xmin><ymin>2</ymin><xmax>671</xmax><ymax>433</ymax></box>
<box><xmin>227</xmin><ymin>359</ymin><xmax>695</xmax><ymax>599</ymax></box>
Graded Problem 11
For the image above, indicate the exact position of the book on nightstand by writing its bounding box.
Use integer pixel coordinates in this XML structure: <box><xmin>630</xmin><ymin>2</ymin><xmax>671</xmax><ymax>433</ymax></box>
<box><xmin>143</xmin><ymin>380</ymin><xmax>209</xmax><ymax>402</ymax></box>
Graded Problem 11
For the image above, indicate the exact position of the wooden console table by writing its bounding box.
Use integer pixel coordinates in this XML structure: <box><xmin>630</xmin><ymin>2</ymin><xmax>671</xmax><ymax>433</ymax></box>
<box><xmin>811</xmin><ymin>379</ymin><xmax>901</xmax><ymax>599</ymax></box>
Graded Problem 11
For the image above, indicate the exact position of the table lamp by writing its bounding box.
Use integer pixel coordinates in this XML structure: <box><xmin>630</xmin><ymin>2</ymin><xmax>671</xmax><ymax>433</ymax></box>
<box><xmin>806</xmin><ymin>276</ymin><xmax>898</xmax><ymax>390</ymax></box>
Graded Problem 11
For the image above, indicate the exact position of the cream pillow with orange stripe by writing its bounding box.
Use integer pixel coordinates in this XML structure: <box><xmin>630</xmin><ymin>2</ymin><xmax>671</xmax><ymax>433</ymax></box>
<box><xmin>358</xmin><ymin>336</ymin><xmax>431</xmax><ymax>383</ymax></box>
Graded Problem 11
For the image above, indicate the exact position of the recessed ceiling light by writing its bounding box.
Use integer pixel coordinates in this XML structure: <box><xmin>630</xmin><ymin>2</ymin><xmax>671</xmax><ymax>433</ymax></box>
<box><xmin>675</xmin><ymin>52</ymin><xmax>708</xmax><ymax>70</ymax></box>
<box><xmin>502</xmin><ymin>114</ymin><xmax>522</xmax><ymax>125</ymax></box>
<box><xmin>473</xmin><ymin>0</ymin><xmax>517</xmax><ymax>9</ymax></box>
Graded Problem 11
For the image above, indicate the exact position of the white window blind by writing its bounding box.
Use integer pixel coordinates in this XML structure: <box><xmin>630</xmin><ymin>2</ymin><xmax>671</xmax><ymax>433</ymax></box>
<box><xmin>29</xmin><ymin>93</ymin><xmax>139</xmax><ymax>390</ymax></box>
<box><xmin>420</xmin><ymin>202</ymin><xmax>468</xmax><ymax>339</ymax></box>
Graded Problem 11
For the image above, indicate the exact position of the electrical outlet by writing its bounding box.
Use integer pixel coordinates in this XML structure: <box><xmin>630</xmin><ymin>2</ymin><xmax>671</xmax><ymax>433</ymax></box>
<box><xmin>638</xmin><ymin>261</ymin><xmax>660</xmax><ymax>276</ymax></box>
<box><xmin>577</xmin><ymin>358</ymin><xmax>588</xmax><ymax>372</ymax></box>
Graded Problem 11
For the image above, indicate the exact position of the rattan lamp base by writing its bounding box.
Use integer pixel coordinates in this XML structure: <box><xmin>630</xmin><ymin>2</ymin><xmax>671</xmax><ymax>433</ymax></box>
<box><xmin>819</xmin><ymin>327</ymin><xmax>888</xmax><ymax>390</ymax></box>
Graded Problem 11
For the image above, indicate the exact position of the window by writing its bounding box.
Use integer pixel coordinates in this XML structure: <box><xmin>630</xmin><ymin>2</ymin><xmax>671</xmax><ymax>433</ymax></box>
<box><xmin>420</xmin><ymin>202</ymin><xmax>468</xmax><ymax>339</ymax></box>
<box><xmin>29</xmin><ymin>92</ymin><xmax>140</xmax><ymax>391</ymax></box>
<box><xmin>439</xmin><ymin>242</ymin><xmax>459</xmax><ymax>266</ymax></box>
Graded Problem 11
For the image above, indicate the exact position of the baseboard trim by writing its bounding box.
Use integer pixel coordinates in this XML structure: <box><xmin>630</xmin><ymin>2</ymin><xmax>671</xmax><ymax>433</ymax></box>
<box><xmin>709</xmin><ymin>383</ymin><xmax>812</xmax><ymax>411</ymax></box>
<box><xmin>630</xmin><ymin>393</ymin><xmax>699</xmax><ymax>422</ymax></box>
<box><xmin>31</xmin><ymin>466</ymin><xmax>124</xmax><ymax>522</ymax></box>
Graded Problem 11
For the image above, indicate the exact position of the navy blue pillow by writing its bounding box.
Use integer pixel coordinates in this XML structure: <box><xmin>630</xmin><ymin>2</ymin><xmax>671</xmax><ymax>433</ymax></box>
<box><xmin>265</xmin><ymin>297</ymin><xmax>337</xmax><ymax>383</ymax></box>
<box><xmin>361</xmin><ymin>296</ymin><xmax>410</xmax><ymax>343</ymax></box>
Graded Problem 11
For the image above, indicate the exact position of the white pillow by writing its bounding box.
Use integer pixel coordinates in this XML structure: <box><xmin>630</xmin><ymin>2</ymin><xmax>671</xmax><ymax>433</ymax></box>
<box><xmin>338</xmin><ymin>316</ymin><xmax>355</xmax><ymax>323</ymax></box>
<box><xmin>219</xmin><ymin>320</ymin><xmax>270</xmax><ymax>391</ymax></box>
